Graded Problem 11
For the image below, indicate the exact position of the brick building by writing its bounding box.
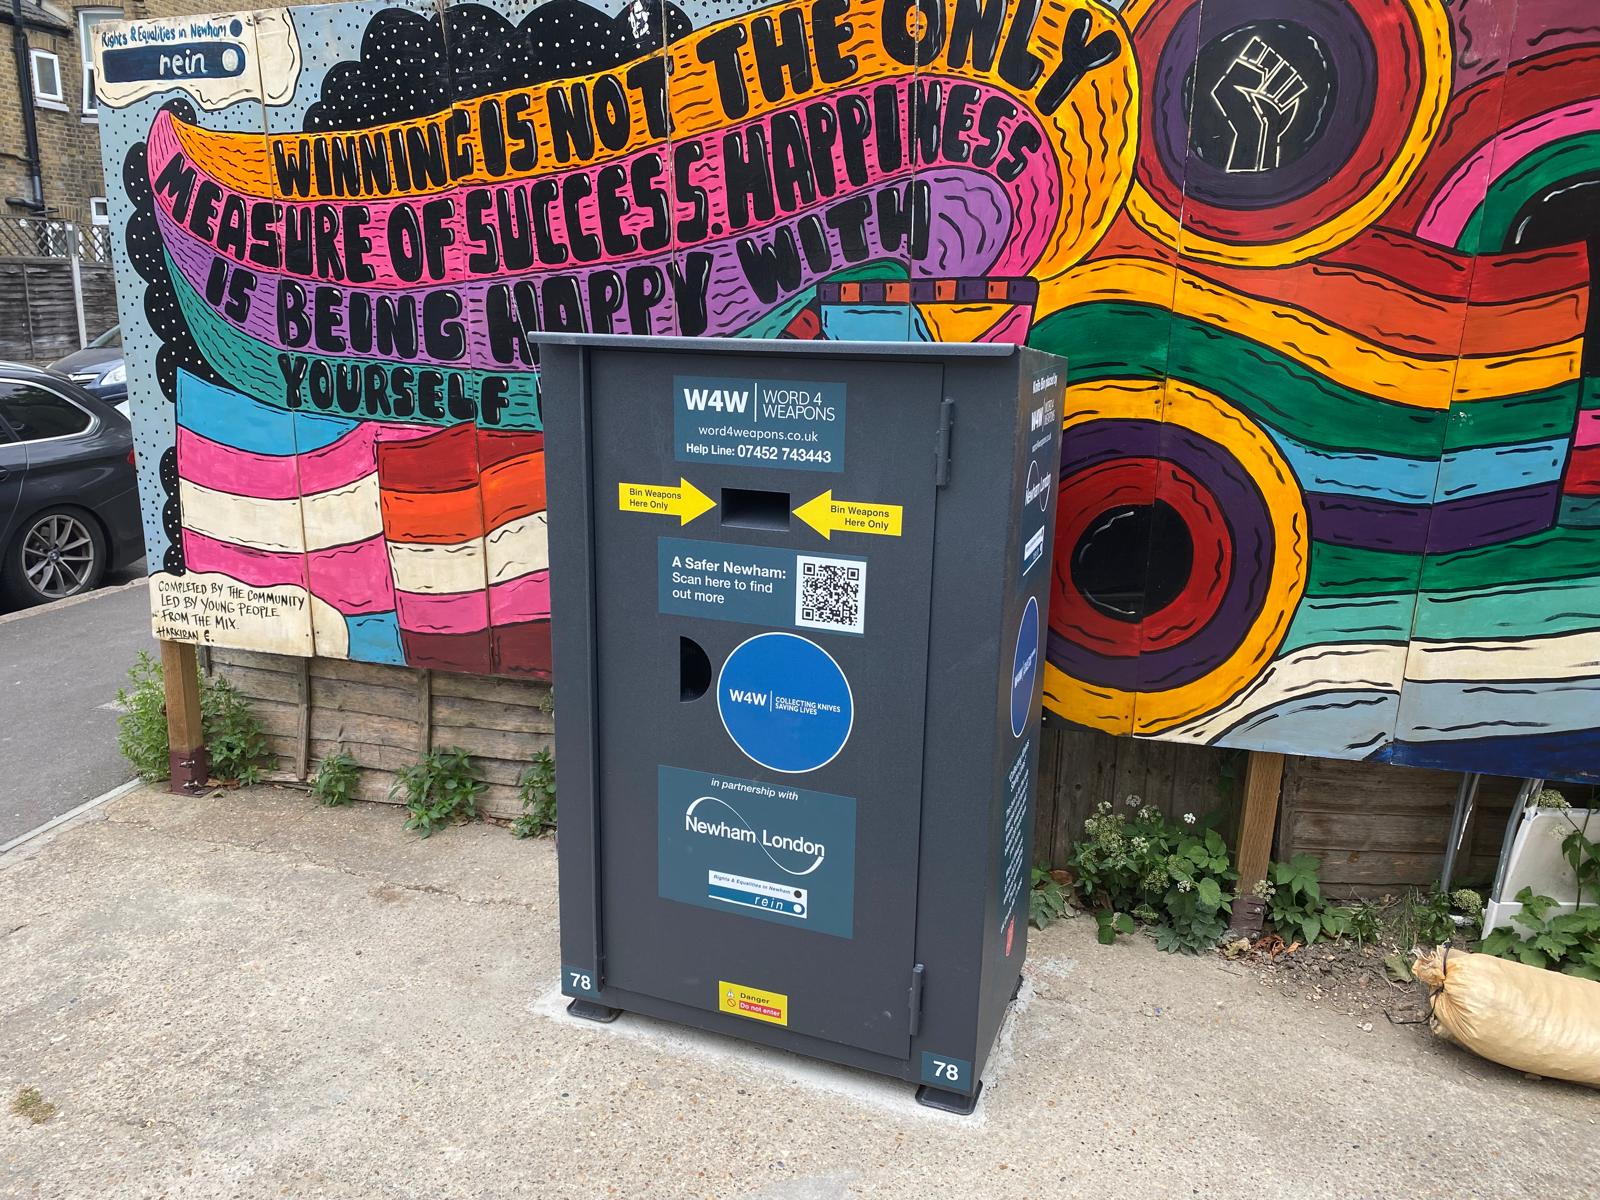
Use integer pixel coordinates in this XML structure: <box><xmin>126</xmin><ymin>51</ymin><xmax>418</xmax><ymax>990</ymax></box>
<box><xmin>3</xmin><ymin>0</ymin><xmax>280</xmax><ymax>229</ymax></box>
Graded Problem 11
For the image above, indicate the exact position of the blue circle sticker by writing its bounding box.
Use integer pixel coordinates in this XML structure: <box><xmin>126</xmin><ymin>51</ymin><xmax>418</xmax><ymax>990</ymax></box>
<box><xmin>1011</xmin><ymin>596</ymin><xmax>1040</xmax><ymax>737</ymax></box>
<box><xmin>717</xmin><ymin>633</ymin><xmax>853</xmax><ymax>774</ymax></box>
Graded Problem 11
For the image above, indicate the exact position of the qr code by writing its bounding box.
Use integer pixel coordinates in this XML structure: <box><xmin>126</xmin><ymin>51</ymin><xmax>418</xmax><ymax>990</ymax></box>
<box><xmin>795</xmin><ymin>555</ymin><xmax>867</xmax><ymax>634</ymax></box>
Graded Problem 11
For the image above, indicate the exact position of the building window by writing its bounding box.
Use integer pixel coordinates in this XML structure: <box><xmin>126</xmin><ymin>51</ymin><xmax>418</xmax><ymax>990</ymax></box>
<box><xmin>30</xmin><ymin>49</ymin><xmax>67</xmax><ymax>110</ymax></box>
<box><xmin>78</xmin><ymin>8</ymin><xmax>121</xmax><ymax>119</ymax></box>
<box><xmin>91</xmin><ymin>197</ymin><xmax>109</xmax><ymax>225</ymax></box>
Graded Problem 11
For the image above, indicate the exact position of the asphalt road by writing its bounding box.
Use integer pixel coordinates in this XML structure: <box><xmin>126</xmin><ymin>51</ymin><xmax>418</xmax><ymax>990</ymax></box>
<box><xmin>0</xmin><ymin>571</ymin><xmax>152</xmax><ymax>844</ymax></box>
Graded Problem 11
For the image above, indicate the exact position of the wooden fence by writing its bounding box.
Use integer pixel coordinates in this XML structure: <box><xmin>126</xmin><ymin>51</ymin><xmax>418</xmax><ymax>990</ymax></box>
<box><xmin>208</xmin><ymin>648</ymin><xmax>552</xmax><ymax>819</ymax></box>
<box><xmin>208</xmin><ymin>650</ymin><xmax>1590</xmax><ymax>895</ymax></box>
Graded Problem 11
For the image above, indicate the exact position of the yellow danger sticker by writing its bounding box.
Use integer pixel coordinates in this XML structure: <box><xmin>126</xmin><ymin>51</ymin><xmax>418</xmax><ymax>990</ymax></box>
<box><xmin>717</xmin><ymin>980</ymin><xmax>788</xmax><ymax>1026</ymax></box>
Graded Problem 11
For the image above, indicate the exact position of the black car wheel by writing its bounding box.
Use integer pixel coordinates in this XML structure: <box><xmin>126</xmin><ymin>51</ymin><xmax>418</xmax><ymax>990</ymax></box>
<box><xmin>4</xmin><ymin>507</ymin><xmax>106</xmax><ymax>605</ymax></box>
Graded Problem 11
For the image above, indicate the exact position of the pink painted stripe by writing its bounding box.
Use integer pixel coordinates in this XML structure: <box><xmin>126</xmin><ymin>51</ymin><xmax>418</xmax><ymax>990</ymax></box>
<box><xmin>1418</xmin><ymin>99</ymin><xmax>1600</xmax><ymax>245</ymax></box>
<box><xmin>298</xmin><ymin>422</ymin><xmax>437</xmax><ymax>495</ymax></box>
<box><xmin>306</xmin><ymin>536</ymin><xmax>395</xmax><ymax>615</ymax></box>
<box><xmin>488</xmin><ymin>569</ymin><xmax>551</xmax><ymax>627</ymax></box>
<box><xmin>177</xmin><ymin>427</ymin><xmax>301</xmax><ymax>499</ymax></box>
<box><xmin>395</xmin><ymin>588</ymin><xmax>490</xmax><ymax>636</ymax></box>
<box><xmin>1576</xmin><ymin>409</ymin><xmax>1600</xmax><ymax>449</ymax></box>
<box><xmin>184</xmin><ymin>529</ymin><xmax>307</xmax><ymax>589</ymax></box>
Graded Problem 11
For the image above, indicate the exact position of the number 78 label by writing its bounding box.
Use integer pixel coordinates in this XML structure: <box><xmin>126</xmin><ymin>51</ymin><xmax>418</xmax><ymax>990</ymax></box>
<box><xmin>919</xmin><ymin>1051</ymin><xmax>975</xmax><ymax>1092</ymax></box>
<box><xmin>562</xmin><ymin>964</ymin><xmax>601</xmax><ymax>999</ymax></box>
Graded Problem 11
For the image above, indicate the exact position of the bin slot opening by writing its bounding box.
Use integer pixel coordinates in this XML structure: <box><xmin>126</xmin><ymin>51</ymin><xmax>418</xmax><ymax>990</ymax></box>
<box><xmin>721</xmin><ymin>487</ymin><xmax>791</xmax><ymax>531</ymax></box>
<box><xmin>680</xmin><ymin>637</ymin><xmax>711</xmax><ymax>701</ymax></box>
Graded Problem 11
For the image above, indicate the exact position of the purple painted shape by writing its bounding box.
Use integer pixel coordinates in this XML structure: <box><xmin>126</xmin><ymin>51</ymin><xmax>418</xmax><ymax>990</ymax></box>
<box><xmin>1424</xmin><ymin>482</ymin><xmax>1562</xmax><ymax>553</ymax></box>
<box><xmin>1047</xmin><ymin>419</ymin><xmax>1276</xmax><ymax>694</ymax></box>
<box><xmin>1453</xmin><ymin>0</ymin><xmax>1600</xmax><ymax>90</ymax></box>
<box><xmin>1305</xmin><ymin>493</ymin><xmax>1432</xmax><ymax>553</ymax></box>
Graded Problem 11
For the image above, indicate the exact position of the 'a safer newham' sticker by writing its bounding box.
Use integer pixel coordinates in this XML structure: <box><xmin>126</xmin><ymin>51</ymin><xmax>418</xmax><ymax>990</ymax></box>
<box><xmin>659</xmin><ymin>766</ymin><xmax>856</xmax><ymax>938</ymax></box>
<box><xmin>718</xmin><ymin>633</ymin><xmax>853</xmax><ymax>773</ymax></box>
<box><xmin>674</xmin><ymin>375</ymin><xmax>845</xmax><ymax>472</ymax></box>
<box><xmin>660</xmin><ymin>538</ymin><xmax>867</xmax><ymax>635</ymax></box>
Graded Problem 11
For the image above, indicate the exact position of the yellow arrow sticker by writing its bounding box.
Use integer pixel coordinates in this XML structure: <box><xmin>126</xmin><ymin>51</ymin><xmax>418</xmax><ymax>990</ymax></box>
<box><xmin>793</xmin><ymin>490</ymin><xmax>903</xmax><ymax>539</ymax></box>
<box><xmin>617</xmin><ymin>478</ymin><xmax>716</xmax><ymax>525</ymax></box>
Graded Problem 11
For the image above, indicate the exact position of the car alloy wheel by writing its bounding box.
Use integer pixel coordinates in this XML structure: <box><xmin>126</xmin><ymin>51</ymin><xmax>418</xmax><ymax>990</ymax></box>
<box><xmin>21</xmin><ymin>512</ymin><xmax>98</xmax><ymax>599</ymax></box>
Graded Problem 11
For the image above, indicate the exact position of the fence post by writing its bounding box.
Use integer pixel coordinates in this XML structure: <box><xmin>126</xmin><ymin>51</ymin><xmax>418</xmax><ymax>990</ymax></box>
<box><xmin>1229</xmin><ymin>750</ymin><xmax>1285</xmax><ymax>934</ymax></box>
<box><xmin>160</xmin><ymin>639</ymin><xmax>209</xmax><ymax>792</ymax></box>
<box><xmin>67</xmin><ymin>224</ymin><xmax>87</xmax><ymax>350</ymax></box>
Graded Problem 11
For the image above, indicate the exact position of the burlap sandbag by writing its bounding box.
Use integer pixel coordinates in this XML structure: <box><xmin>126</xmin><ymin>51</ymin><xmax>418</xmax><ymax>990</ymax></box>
<box><xmin>1413</xmin><ymin>948</ymin><xmax>1600</xmax><ymax>1087</ymax></box>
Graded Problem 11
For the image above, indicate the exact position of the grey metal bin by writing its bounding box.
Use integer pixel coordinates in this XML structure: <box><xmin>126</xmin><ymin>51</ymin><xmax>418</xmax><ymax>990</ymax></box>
<box><xmin>539</xmin><ymin>334</ymin><xmax>1065</xmax><ymax>1113</ymax></box>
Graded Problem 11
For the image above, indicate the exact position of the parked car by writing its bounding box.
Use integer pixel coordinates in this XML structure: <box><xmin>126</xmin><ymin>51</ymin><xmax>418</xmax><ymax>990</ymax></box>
<box><xmin>49</xmin><ymin>325</ymin><xmax>127</xmax><ymax>415</ymax></box>
<box><xmin>0</xmin><ymin>362</ymin><xmax>144</xmax><ymax>606</ymax></box>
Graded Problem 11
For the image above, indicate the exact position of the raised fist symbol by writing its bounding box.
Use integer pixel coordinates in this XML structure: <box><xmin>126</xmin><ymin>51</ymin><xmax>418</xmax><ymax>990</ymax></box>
<box><xmin>1210</xmin><ymin>37</ymin><xmax>1308</xmax><ymax>173</ymax></box>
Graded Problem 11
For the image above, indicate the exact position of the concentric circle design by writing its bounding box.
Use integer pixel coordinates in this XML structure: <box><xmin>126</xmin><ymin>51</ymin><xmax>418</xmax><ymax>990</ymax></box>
<box><xmin>1124</xmin><ymin>0</ymin><xmax>1451</xmax><ymax>265</ymax></box>
<box><xmin>1044</xmin><ymin>379</ymin><xmax>1308</xmax><ymax>735</ymax></box>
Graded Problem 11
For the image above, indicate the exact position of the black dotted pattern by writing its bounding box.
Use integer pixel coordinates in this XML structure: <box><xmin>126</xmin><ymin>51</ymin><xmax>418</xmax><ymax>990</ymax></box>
<box><xmin>120</xmin><ymin>100</ymin><xmax>230</xmax><ymax>577</ymax></box>
<box><xmin>305</xmin><ymin>1</ymin><xmax>689</xmax><ymax>129</ymax></box>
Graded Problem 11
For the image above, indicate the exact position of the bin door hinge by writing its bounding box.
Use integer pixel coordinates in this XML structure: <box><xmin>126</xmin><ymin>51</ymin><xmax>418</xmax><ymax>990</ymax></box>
<box><xmin>933</xmin><ymin>400</ymin><xmax>954</xmax><ymax>486</ymax></box>
<box><xmin>908</xmin><ymin>963</ymin><xmax>926</xmax><ymax>1036</ymax></box>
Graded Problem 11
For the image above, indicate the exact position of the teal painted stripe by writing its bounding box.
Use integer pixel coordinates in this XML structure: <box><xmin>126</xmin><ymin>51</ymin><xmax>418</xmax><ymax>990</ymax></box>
<box><xmin>1560</xmin><ymin>495</ymin><xmax>1600</xmax><ymax>527</ymax></box>
<box><xmin>1275</xmin><ymin>436</ymin><xmax>1437</xmax><ymax>504</ymax></box>
<box><xmin>168</xmin><ymin>253</ymin><xmax>542</xmax><ymax>430</ymax></box>
<box><xmin>1281</xmin><ymin>594</ymin><xmax>1417</xmax><ymax>654</ymax></box>
<box><xmin>1411</xmin><ymin>577</ymin><xmax>1600</xmax><ymax>641</ymax></box>
<box><xmin>177</xmin><ymin>370</ymin><xmax>356</xmax><ymax>454</ymax></box>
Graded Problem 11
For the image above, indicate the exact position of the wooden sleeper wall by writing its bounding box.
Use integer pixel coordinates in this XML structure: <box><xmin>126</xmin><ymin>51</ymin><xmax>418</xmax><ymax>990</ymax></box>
<box><xmin>207</xmin><ymin>648</ymin><xmax>551</xmax><ymax>820</ymax></box>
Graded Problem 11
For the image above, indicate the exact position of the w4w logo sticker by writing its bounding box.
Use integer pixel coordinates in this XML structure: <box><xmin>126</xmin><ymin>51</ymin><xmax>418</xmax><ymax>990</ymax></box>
<box><xmin>681</xmin><ymin>385</ymin><xmax>750</xmax><ymax>413</ymax></box>
<box><xmin>726</xmin><ymin>688</ymin><xmax>769</xmax><ymax>706</ymax></box>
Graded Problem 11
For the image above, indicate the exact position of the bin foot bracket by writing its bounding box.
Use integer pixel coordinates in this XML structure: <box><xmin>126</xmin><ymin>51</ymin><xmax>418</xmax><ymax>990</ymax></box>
<box><xmin>915</xmin><ymin>1082</ymin><xmax>982</xmax><ymax>1116</ymax></box>
<box><xmin>566</xmin><ymin>998</ymin><xmax>622</xmax><ymax>1023</ymax></box>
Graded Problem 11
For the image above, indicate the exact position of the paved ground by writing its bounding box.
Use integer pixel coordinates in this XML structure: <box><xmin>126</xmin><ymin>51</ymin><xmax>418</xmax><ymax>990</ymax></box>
<box><xmin>1</xmin><ymin>785</ymin><xmax>1595</xmax><ymax>1199</ymax></box>
<box><xmin>0</xmin><ymin>572</ymin><xmax>149</xmax><ymax>844</ymax></box>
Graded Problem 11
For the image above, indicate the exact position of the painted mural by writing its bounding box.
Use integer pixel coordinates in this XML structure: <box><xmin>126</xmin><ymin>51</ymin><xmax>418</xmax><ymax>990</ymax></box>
<box><xmin>93</xmin><ymin>0</ymin><xmax>1600</xmax><ymax>780</ymax></box>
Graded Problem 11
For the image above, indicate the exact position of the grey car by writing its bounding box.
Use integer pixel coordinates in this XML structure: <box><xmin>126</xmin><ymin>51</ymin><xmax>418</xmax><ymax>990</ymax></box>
<box><xmin>49</xmin><ymin>326</ymin><xmax>128</xmax><ymax>415</ymax></box>
<box><xmin>0</xmin><ymin>363</ymin><xmax>144</xmax><ymax>606</ymax></box>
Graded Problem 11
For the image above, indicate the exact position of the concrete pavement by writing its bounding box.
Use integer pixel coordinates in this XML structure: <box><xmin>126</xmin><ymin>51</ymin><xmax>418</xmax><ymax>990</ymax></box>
<box><xmin>0</xmin><ymin>574</ymin><xmax>150</xmax><ymax>844</ymax></box>
<box><xmin>2</xmin><ymin>784</ymin><xmax>1594</xmax><ymax>1198</ymax></box>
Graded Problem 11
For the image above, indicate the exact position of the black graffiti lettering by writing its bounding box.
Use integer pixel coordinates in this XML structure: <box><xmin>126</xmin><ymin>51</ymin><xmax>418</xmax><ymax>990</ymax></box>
<box><xmin>724</xmin><ymin>127</ymin><xmax>776</xmax><ymax>229</ymax></box>
<box><xmin>971</xmin><ymin>96</ymin><xmax>1015</xmax><ymax>169</ymax></box>
<box><xmin>547</xmin><ymin>83</ymin><xmax>597</xmax><ymax>164</ymax></box>
<box><xmin>698</xmin><ymin>24</ymin><xmax>752</xmax><ymax>121</ymax></box>
<box><xmin>947</xmin><ymin>0</ymin><xmax>1005</xmax><ymax>71</ymax></box>
<box><xmin>276</xmin><ymin>352</ymin><xmax>308</xmax><ymax>409</ymax></box>
<box><xmin>596</xmin><ymin>164</ymin><xmax>636</xmax><ymax>257</ymax></box>
<box><xmin>625</xmin><ymin>264</ymin><xmax>668</xmax><ymax>335</ymax></box>
<box><xmin>277</xmin><ymin>279</ymin><xmax>309</xmax><ymax>347</ymax></box>
<box><xmin>403</xmin><ymin>123</ymin><xmax>450</xmax><ymax>190</ymax></box>
<box><xmin>813</xmin><ymin>0</ymin><xmax>857</xmax><ymax>83</ymax></box>
<box><xmin>836</xmin><ymin>94</ymin><xmax>873</xmax><ymax>187</ymax></box>
<box><xmin>420</xmin><ymin>197</ymin><xmax>456</xmax><ymax>280</ymax></box>
<box><xmin>674</xmin><ymin>141</ymin><xmax>710</xmax><ymax>242</ymax></box>
<box><xmin>386</xmin><ymin>205</ymin><xmax>424</xmax><ymax>283</ymax></box>
<box><xmin>1036</xmin><ymin>10</ymin><xmax>1121</xmax><ymax>115</ymax></box>
<box><xmin>997</xmin><ymin>120</ymin><xmax>1043</xmax><ymax>182</ymax></box>
<box><xmin>737</xmin><ymin>227</ymin><xmax>804</xmax><ymax>303</ymax></box>
<box><xmin>422</xmin><ymin>289</ymin><xmax>466</xmax><ymax>362</ymax></box>
<box><xmin>486</xmin><ymin>281</ymin><xmax>539</xmax><ymax>366</ymax></box>
<box><xmin>417</xmin><ymin>370</ymin><xmax>445</xmax><ymax>419</ymax></box>
<box><xmin>770</xmin><ymin>111</ymin><xmax>818</xmax><ymax>210</ymax></box>
<box><xmin>587</xmin><ymin>269</ymin><xmax>625</xmax><ymax>333</ymax></box>
<box><xmin>214</xmin><ymin>194</ymin><xmax>248</xmax><ymax>260</ymax></box>
<box><xmin>466</xmin><ymin>188</ymin><xmax>500</xmax><ymax>273</ymax></box>
<box><xmin>751</xmin><ymin>9</ymin><xmax>815</xmax><ymax>105</ymax></box>
<box><xmin>802</xmin><ymin>101</ymin><xmax>840</xmax><ymax>197</ymax></box>
<box><xmin>480</xmin><ymin>376</ymin><xmax>510</xmax><ymax>427</ymax></box>
<box><xmin>633</xmin><ymin>153</ymin><xmax>671</xmax><ymax>252</ymax></box>
<box><xmin>797</xmin><ymin>213</ymin><xmax>832</xmax><ymax>271</ymax></box>
<box><xmin>562</xmin><ymin>174</ymin><xmax>602</xmax><ymax>262</ymax></box>
<box><xmin>188</xmin><ymin>179</ymin><xmax>222</xmax><ymax>243</ymax></box>
<box><xmin>592</xmin><ymin>74</ymin><xmax>632</xmax><ymax>153</ymax></box>
<box><xmin>531</xmin><ymin>180</ymin><xmax>566</xmax><ymax>266</ymax></box>
<box><xmin>391</xmin><ymin>366</ymin><xmax>415</xmax><ymax>418</ymax></box>
<box><xmin>344</xmin><ymin>206</ymin><xmax>374</xmax><ymax>285</ymax></box>
<box><xmin>873</xmin><ymin>83</ymin><xmax>905</xmax><ymax>174</ymax></box>
<box><xmin>625</xmin><ymin>58</ymin><xmax>670</xmax><ymax>140</ymax></box>
<box><xmin>313</xmin><ymin>285</ymin><xmax>346</xmax><ymax>354</ymax></box>
<box><xmin>270</xmin><ymin>139</ymin><xmax>312</xmax><ymax>199</ymax></box>
<box><xmin>998</xmin><ymin>0</ymin><xmax>1044</xmax><ymax>90</ymax></box>
<box><xmin>247</xmin><ymin>200</ymin><xmax>281</xmax><ymax>269</ymax></box>
<box><xmin>363</xmin><ymin>365</ymin><xmax>392</xmax><ymax>417</ymax></box>
<box><xmin>881</xmin><ymin>0</ymin><xmax>942</xmax><ymax>67</ymax></box>
<box><xmin>542</xmin><ymin>275</ymin><xmax>586</xmax><ymax>333</ymax></box>
<box><xmin>669</xmin><ymin>251</ymin><xmax>713</xmax><ymax>337</ymax></box>
<box><xmin>826</xmin><ymin>192</ymin><xmax>873</xmax><ymax>261</ymax></box>
<box><xmin>357</xmin><ymin>130</ymin><xmax>392</xmax><ymax>194</ymax></box>
<box><xmin>505</xmin><ymin>92</ymin><xmax>539</xmax><ymax>173</ymax></box>
<box><xmin>446</xmin><ymin>108</ymin><xmax>476</xmax><ymax>178</ymax></box>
